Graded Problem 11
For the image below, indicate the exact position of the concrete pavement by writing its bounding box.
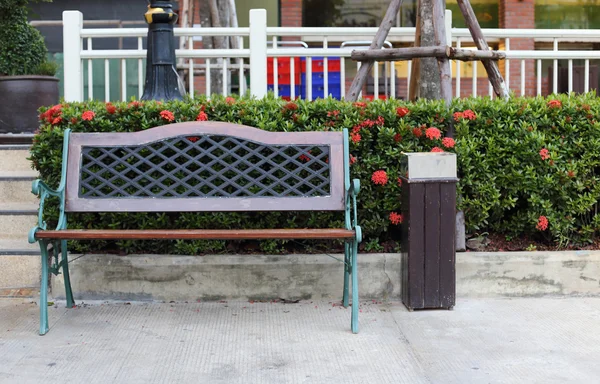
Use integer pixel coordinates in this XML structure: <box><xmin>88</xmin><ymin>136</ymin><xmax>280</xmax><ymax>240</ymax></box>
<box><xmin>1</xmin><ymin>297</ymin><xmax>599</xmax><ymax>383</ymax></box>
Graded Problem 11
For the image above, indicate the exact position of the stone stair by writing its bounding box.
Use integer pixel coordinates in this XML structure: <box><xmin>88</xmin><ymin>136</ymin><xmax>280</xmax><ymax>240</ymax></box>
<box><xmin>0</xmin><ymin>145</ymin><xmax>40</xmax><ymax>296</ymax></box>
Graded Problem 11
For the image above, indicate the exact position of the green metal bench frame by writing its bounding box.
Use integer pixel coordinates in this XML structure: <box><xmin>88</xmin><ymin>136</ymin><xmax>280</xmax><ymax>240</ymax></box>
<box><xmin>28</xmin><ymin>122</ymin><xmax>361</xmax><ymax>335</ymax></box>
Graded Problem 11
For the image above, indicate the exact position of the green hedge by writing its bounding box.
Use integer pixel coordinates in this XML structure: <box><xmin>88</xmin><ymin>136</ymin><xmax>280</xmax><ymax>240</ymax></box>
<box><xmin>31</xmin><ymin>94</ymin><xmax>600</xmax><ymax>253</ymax></box>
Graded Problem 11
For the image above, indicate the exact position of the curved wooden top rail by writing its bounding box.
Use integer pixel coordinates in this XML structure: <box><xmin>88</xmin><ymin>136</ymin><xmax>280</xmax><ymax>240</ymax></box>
<box><xmin>68</xmin><ymin>122</ymin><xmax>344</xmax><ymax>147</ymax></box>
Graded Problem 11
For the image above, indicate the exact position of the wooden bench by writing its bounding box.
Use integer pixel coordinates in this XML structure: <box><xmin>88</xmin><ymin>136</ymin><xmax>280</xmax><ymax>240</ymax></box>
<box><xmin>28</xmin><ymin>122</ymin><xmax>362</xmax><ymax>335</ymax></box>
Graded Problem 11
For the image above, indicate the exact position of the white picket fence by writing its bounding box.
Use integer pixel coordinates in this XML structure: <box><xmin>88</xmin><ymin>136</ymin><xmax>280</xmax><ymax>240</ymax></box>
<box><xmin>61</xmin><ymin>9</ymin><xmax>600</xmax><ymax>102</ymax></box>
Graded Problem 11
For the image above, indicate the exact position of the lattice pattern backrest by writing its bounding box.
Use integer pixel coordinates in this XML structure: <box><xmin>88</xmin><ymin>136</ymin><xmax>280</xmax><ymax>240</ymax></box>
<box><xmin>64</xmin><ymin>123</ymin><xmax>346</xmax><ymax>212</ymax></box>
<box><xmin>79</xmin><ymin>135</ymin><xmax>331</xmax><ymax>198</ymax></box>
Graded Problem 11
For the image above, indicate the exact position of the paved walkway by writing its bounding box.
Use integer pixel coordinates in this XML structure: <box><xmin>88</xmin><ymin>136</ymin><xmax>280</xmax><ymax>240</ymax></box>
<box><xmin>1</xmin><ymin>297</ymin><xmax>599</xmax><ymax>383</ymax></box>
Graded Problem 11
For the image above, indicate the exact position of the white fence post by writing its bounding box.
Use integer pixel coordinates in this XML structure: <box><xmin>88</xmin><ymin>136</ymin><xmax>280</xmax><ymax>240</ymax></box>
<box><xmin>63</xmin><ymin>11</ymin><xmax>83</xmax><ymax>102</ymax></box>
<box><xmin>249</xmin><ymin>9</ymin><xmax>267</xmax><ymax>98</ymax></box>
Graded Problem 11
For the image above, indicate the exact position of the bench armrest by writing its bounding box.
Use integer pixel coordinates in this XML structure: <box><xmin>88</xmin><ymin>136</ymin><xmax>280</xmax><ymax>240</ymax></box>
<box><xmin>345</xmin><ymin>179</ymin><xmax>362</xmax><ymax>243</ymax></box>
<box><xmin>28</xmin><ymin>179</ymin><xmax>68</xmax><ymax>243</ymax></box>
<box><xmin>28</xmin><ymin>129</ymin><xmax>71</xmax><ymax>243</ymax></box>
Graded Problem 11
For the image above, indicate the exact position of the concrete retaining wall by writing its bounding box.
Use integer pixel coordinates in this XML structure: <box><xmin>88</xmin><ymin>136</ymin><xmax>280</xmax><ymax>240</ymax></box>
<box><xmin>50</xmin><ymin>250</ymin><xmax>600</xmax><ymax>302</ymax></box>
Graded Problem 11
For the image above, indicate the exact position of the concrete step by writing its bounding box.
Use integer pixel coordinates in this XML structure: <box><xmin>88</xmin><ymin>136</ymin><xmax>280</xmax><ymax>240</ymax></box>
<box><xmin>0</xmin><ymin>254</ymin><xmax>40</xmax><ymax>289</ymax></box>
<box><xmin>0</xmin><ymin>172</ymin><xmax>39</xmax><ymax>205</ymax></box>
<box><xmin>0</xmin><ymin>214</ymin><xmax>38</xmax><ymax>242</ymax></box>
<box><xmin>0</xmin><ymin>146</ymin><xmax>33</xmax><ymax>173</ymax></box>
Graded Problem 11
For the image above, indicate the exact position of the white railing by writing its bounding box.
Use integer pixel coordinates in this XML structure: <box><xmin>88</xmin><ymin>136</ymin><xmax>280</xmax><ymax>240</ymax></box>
<box><xmin>61</xmin><ymin>9</ymin><xmax>600</xmax><ymax>102</ymax></box>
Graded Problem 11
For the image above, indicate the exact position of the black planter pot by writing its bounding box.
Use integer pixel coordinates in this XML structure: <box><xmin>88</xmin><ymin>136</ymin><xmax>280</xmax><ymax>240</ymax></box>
<box><xmin>0</xmin><ymin>76</ymin><xmax>59</xmax><ymax>134</ymax></box>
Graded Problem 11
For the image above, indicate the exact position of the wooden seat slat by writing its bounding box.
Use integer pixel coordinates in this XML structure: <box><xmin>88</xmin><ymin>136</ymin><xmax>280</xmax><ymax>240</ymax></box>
<box><xmin>34</xmin><ymin>228</ymin><xmax>356</xmax><ymax>240</ymax></box>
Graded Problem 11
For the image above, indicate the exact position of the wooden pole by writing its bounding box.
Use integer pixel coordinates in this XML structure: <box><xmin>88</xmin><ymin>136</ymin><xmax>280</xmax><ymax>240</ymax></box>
<box><xmin>409</xmin><ymin>0</ymin><xmax>422</xmax><ymax>101</ymax></box>
<box><xmin>457</xmin><ymin>0</ymin><xmax>509</xmax><ymax>99</ymax></box>
<box><xmin>446</xmin><ymin>47</ymin><xmax>506</xmax><ymax>60</ymax></box>
<box><xmin>346</xmin><ymin>0</ymin><xmax>403</xmax><ymax>102</ymax></box>
<box><xmin>433</xmin><ymin>0</ymin><xmax>452</xmax><ymax>106</ymax></box>
<box><xmin>351</xmin><ymin>46</ymin><xmax>506</xmax><ymax>61</ymax></box>
<box><xmin>352</xmin><ymin>46</ymin><xmax>447</xmax><ymax>61</ymax></box>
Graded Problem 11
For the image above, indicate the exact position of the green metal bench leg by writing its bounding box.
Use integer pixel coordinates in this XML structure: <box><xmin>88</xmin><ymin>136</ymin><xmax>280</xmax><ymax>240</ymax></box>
<box><xmin>343</xmin><ymin>242</ymin><xmax>350</xmax><ymax>308</ymax></box>
<box><xmin>61</xmin><ymin>240</ymin><xmax>75</xmax><ymax>308</ymax></box>
<box><xmin>39</xmin><ymin>241</ymin><xmax>49</xmax><ymax>335</ymax></box>
<box><xmin>351</xmin><ymin>240</ymin><xmax>359</xmax><ymax>334</ymax></box>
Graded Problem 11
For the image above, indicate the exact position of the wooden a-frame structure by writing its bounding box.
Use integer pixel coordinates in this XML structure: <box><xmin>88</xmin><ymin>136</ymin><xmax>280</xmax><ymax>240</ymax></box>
<box><xmin>346</xmin><ymin>0</ymin><xmax>509</xmax><ymax>106</ymax></box>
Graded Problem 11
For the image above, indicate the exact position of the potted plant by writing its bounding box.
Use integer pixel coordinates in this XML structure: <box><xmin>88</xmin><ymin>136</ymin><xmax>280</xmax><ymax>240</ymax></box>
<box><xmin>0</xmin><ymin>0</ymin><xmax>58</xmax><ymax>134</ymax></box>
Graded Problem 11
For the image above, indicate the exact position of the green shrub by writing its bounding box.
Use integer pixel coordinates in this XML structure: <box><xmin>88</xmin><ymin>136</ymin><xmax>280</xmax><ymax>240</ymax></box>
<box><xmin>30</xmin><ymin>93</ymin><xmax>600</xmax><ymax>253</ymax></box>
<box><xmin>0</xmin><ymin>0</ymin><xmax>52</xmax><ymax>76</ymax></box>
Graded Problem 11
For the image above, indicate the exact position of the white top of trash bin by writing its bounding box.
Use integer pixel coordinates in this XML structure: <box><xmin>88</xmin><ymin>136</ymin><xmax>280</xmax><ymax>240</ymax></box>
<box><xmin>401</xmin><ymin>152</ymin><xmax>457</xmax><ymax>179</ymax></box>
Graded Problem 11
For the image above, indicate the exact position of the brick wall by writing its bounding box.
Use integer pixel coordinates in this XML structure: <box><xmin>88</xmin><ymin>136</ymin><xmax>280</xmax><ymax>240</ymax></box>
<box><xmin>498</xmin><ymin>0</ymin><xmax>536</xmax><ymax>96</ymax></box>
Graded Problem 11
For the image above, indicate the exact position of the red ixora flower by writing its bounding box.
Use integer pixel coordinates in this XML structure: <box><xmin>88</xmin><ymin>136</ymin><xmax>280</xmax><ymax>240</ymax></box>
<box><xmin>350</xmin><ymin>133</ymin><xmax>361</xmax><ymax>143</ymax></box>
<box><xmin>327</xmin><ymin>110</ymin><xmax>340</xmax><ymax>118</ymax></box>
<box><xmin>350</xmin><ymin>155</ymin><xmax>357</xmax><ymax>165</ymax></box>
<box><xmin>425</xmin><ymin>127</ymin><xmax>442</xmax><ymax>140</ymax></box>
<box><xmin>128</xmin><ymin>101</ymin><xmax>142</xmax><ymax>108</ymax></box>
<box><xmin>225</xmin><ymin>96</ymin><xmax>236</xmax><ymax>105</ymax></box>
<box><xmin>431</xmin><ymin>147</ymin><xmax>444</xmax><ymax>153</ymax></box>
<box><xmin>539</xmin><ymin>148</ymin><xmax>550</xmax><ymax>160</ymax></box>
<box><xmin>462</xmin><ymin>110</ymin><xmax>476</xmax><ymax>120</ymax></box>
<box><xmin>567</xmin><ymin>170</ymin><xmax>575</xmax><ymax>178</ymax></box>
<box><xmin>412</xmin><ymin>127</ymin><xmax>423</xmax><ymax>138</ymax></box>
<box><xmin>353</xmin><ymin>102</ymin><xmax>367</xmax><ymax>108</ymax></box>
<box><xmin>453</xmin><ymin>111</ymin><xmax>463</xmax><ymax>121</ymax></box>
<box><xmin>105</xmin><ymin>103</ymin><xmax>117</xmax><ymax>114</ymax></box>
<box><xmin>160</xmin><ymin>110</ymin><xmax>175</xmax><ymax>122</ymax></box>
<box><xmin>52</xmin><ymin>117</ymin><xmax>63</xmax><ymax>125</ymax></box>
<box><xmin>394</xmin><ymin>133</ymin><xmax>402</xmax><ymax>143</ymax></box>
<box><xmin>283</xmin><ymin>102</ymin><xmax>298</xmax><ymax>111</ymax></box>
<box><xmin>389</xmin><ymin>212</ymin><xmax>403</xmax><ymax>225</ymax></box>
<box><xmin>442</xmin><ymin>137</ymin><xmax>455</xmax><ymax>148</ymax></box>
<box><xmin>196</xmin><ymin>111</ymin><xmax>208</xmax><ymax>121</ymax></box>
<box><xmin>81</xmin><ymin>111</ymin><xmax>95</xmax><ymax>121</ymax></box>
<box><xmin>396</xmin><ymin>107</ymin><xmax>409</xmax><ymax>118</ymax></box>
<box><xmin>371</xmin><ymin>170</ymin><xmax>388</xmax><ymax>186</ymax></box>
<box><xmin>397</xmin><ymin>177</ymin><xmax>402</xmax><ymax>187</ymax></box>
<box><xmin>548</xmin><ymin>99</ymin><xmax>562</xmax><ymax>108</ymax></box>
<box><xmin>536</xmin><ymin>216</ymin><xmax>549</xmax><ymax>231</ymax></box>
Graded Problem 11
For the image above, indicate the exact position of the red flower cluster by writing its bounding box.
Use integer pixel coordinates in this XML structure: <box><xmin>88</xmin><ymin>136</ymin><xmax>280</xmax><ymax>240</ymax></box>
<box><xmin>196</xmin><ymin>111</ymin><xmax>208</xmax><ymax>121</ymax></box>
<box><xmin>160</xmin><ymin>110</ymin><xmax>175</xmax><ymax>122</ymax></box>
<box><xmin>82</xmin><ymin>110</ymin><xmax>95</xmax><ymax>121</ymax></box>
<box><xmin>431</xmin><ymin>147</ymin><xmax>444</xmax><ymax>153</ymax></box>
<box><xmin>442</xmin><ymin>137</ymin><xmax>455</xmax><ymax>148</ymax></box>
<box><xmin>350</xmin><ymin>155</ymin><xmax>357</xmax><ymax>165</ymax></box>
<box><xmin>225</xmin><ymin>96</ymin><xmax>236</xmax><ymax>105</ymax></box>
<box><xmin>536</xmin><ymin>216</ymin><xmax>549</xmax><ymax>231</ymax></box>
<box><xmin>283</xmin><ymin>102</ymin><xmax>298</xmax><ymax>111</ymax></box>
<box><xmin>425</xmin><ymin>127</ymin><xmax>442</xmax><ymax>140</ymax></box>
<box><xmin>539</xmin><ymin>148</ymin><xmax>550</xmax><ymax>160</ymax></box>
<box><xmin>128</xmin><ymin>101</ymin><xmax>142</xmax><ymax>108</ymax></box>
<box><xmin>353</xmin><ymin>102</ymin><xmax>367</xmax><ymax>108</ymax></box>
<box><xmin>397</xmin><ymin>177</ymin><xmax>402</xmax><ymax>187</ymax></box>
<box><xmin>105</xmin><ymin>103</ymin><xmax>117</xmax><ymax>114</ymax></box>
<box><xmin>396</xmin><ymin>107</ymin><xmax>409</xmax><ymax>117</ymax></box>
<box><xmin>40</xmin><ymin>104</ymin><xmax>62</xmax><ymax>125</ymax></box>
<box><xmin>548</xmin><ymin>100</ymin><xmax>562</xmax><ymax>108</ymax></box>
<box><xmin>412</xmin><ymin>127</ymin><xmax>423</xmax><ymax>138</ymax></box>
<box><xmin>371</xmin><ymin>170</ymin><xmax>388</xmax><ymax>185</ymax></box>
<box><xmin>394</xmin><ymin>133</ymin><xmax>402</xmax><ymax>143</ymax></box>
<box><xmin>327</xmin><ymin>110</ymin><xmax>340</xmax><ymax>118</ymax></box>
<box><xmin>350</xmin><ymin>133</ymin><xmax>361</xmax><ymax>143</ymax></box>
<box><xmin>567</xmin><ymin>170</ymin><xmax>575</xmax><ymax>178</ymax></box>
<box><xmin>389</xmin><ymin>212</ymin><xmax>403</xmax><ymax>225</ymax></box>
<box><xmin>454</xmin><ymin>109</ymin><xmax>476</xmax><ymax>121</ymax></box>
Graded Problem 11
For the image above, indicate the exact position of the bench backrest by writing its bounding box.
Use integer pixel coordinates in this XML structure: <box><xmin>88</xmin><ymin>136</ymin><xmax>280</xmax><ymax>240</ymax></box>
<box><xmin>64</xmin><ymin>122</ymin><xmax>349</xmax><ymax>213</ymax></box>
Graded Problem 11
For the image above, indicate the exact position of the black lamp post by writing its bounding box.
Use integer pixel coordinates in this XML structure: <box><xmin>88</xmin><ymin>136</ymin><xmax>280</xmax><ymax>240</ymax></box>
<box><xmin>141</xmin><ymin>0</ymin><xmax>184</xmax><ymax>101</ymax></box>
